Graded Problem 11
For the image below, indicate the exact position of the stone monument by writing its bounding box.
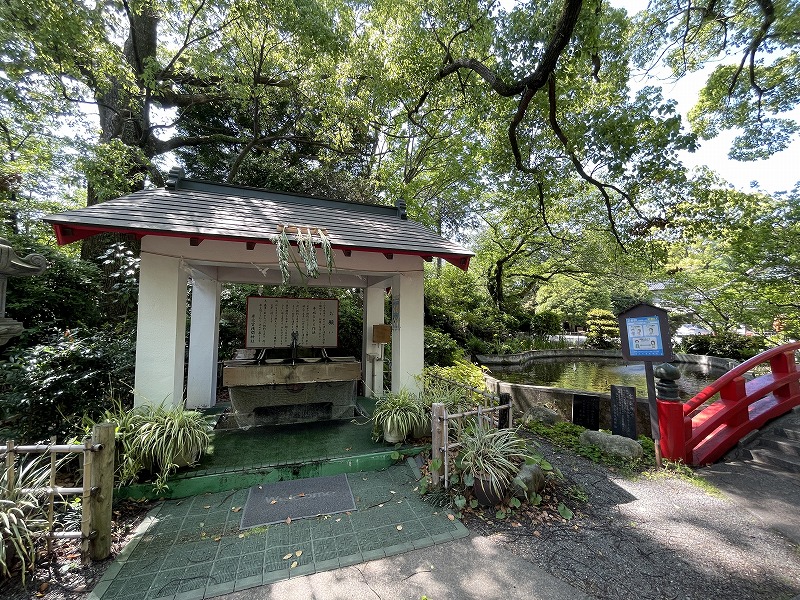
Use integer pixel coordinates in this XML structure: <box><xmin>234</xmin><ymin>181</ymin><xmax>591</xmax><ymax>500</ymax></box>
<box><xmin>0</xmin><ymin>238</ymin><xmax>47</xmax><ymax>345</ymax></box>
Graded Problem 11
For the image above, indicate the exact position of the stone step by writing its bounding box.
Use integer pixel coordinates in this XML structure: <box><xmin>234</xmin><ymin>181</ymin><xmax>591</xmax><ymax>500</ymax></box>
<box><xmin>759</xmin><ymin>434</ymin><xmax>800</xmax><ymax>457</ymax></box>
<box><xmin>749</xmin><ymin>448</ymin><xmax>800</xmax><ymax>474</ymax></box>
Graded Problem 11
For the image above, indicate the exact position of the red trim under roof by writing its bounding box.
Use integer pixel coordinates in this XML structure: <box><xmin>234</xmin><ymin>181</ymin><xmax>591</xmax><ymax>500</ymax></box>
<box><xmin>50</xmin><ymin>223</ymin><xmax>472</xmax><ymax>270</ymax></box>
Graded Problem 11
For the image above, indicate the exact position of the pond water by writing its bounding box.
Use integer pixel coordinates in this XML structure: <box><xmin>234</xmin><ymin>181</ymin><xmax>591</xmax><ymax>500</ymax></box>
<box><xmin>491</xmin><ymin>358</ymin><xmax>729</xmax><ymax>400</ymax></box>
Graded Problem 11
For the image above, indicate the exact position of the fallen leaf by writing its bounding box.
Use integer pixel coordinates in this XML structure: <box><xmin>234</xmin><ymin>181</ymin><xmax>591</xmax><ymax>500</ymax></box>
<box><xmin>297</xmin><ymin>493</ymin><xmax>305</xmax><ymax>497</ymax></box>
<box><xmin>335</xmin><ymin>518</ymin><xmax>341</xmax><ymax>522</ymax></box>
<box><xmin>283</xmin><ymin>553</ymin><xmax>293</xmax><ymax>560</ymax></box>
<box><xmin>378</xmin><ymin>503</ymin><xmax>384</xmax><ymax>508</ymax></box>
<box><xmin>231</xmin><ymin>507</ymin><xmax>242</xmax><ymax>512</ymax></box>
<box><xmin>238</xmin><ymin>534</ymin><xmax>245</xmax><ymax>539</ymax></box>
<box><xmin>344</xmin><ymin>447</ymin><xmax>351</xmax><ymax>451</ymax></box>
<box><xmin>285</xmin><ymin>516</ymin><xmax>291</xmax><ymax>525</ymax></box>
<box><xmin>213</xmin><ymin>536</ymin><xmax>221</xmax><ymax>542</ymax></box>
<box><xmin>389</xmin><ymin>490</ymin><xmax>396</xmax><ymax>494</ymax></box>
<box><xmin>39</xmin><ymin>583</ymin><xmax>49</xmax><ymax>593</ymax></box>
<box><xmin>533</xmin><ymin>530</ymin><xmax>541</xmax><ymax>537</ymax></box>
<box><xmin>447</xmin><ymin>514</ymin><xmax>455</xmax><ymax>521</ymax></box>
<box><xmin>270</xmin><ymin>500</ymin><xmax>278</xmax><ymax>505</ymax></box>
<box><xmin>396</xmin><ymin>525</ymin><xmax>403</xmax><ymax>531</ymax></box>
<box><xmin>203</xmin><ymin>505</ymin><xmax>211</xmax><ymax>509</ymax></box>
<box><xmin>258</xmin><ymin>485</ymin><xmax>263</xmax><ymax>489</ymax></box>
<box><xmin>66</xmin><ymin>553</ymin><xmax>80</xmax><ymax>559</ymax></box>
<box><xmin>290</xmin><ymin>561</ymin><xmax>298</xmax><ymax>569</ymax></box>
<box><xmin>295</xmin><ymin>550</ymin><xmax>303</xmax><ymax>557</ymax></box>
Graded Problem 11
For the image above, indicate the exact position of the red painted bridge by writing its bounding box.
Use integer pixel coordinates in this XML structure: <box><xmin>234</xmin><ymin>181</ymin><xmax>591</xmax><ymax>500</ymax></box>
<box><xmin>658</xmin><ymin>342</ymin><xmax>800</xmax><ymax>465</ymax></box>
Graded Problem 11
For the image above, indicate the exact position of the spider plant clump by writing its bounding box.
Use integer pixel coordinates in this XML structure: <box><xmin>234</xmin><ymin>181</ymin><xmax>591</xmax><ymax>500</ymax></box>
<box><xmin>0</xmin><ymin>454</ymin><xmax>52</xmax><ymax>582</ymax></box>
<box><xmin>457</xmin><ymin>423</ymin><xmax>531</xmax><ymax>501</ymax></box>
<box><xmin>134</xmin><ymin>404</ymin><xmax>212</xmax><ymax>491</ymax></box>
<box><xmin>372</xmin><ymin>390</ymin><xmax>427</xmax><ymax>443</ymax></box>
<box><xmin>86</xmin><ymin>402</ymin><xmax>212</xmax><ymax>493</ymax></box>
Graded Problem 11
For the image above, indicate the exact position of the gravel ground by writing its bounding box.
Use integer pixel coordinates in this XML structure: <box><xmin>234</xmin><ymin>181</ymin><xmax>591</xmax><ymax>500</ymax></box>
<box><xmin>2</xmin><ymin>435</ymin><xmax>799</xmax><ymax>600</ymax></box>
<box><xmin>465</xmin><ymin>433</ymin><xmax>800</xmax><ymax>600</ymax></box>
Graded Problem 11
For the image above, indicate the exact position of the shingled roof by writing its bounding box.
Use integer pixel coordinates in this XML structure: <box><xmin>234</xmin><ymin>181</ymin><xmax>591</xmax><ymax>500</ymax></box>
<box><xmin>44</xmin><ymin>170</ymin><xmax>473</xmax><ymax>269</ymax></box>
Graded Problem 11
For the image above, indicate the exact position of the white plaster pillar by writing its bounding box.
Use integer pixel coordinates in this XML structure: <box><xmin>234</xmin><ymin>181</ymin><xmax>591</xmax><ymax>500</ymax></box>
<box><xmin>390</xmin><ymin>271</ymin><xmax>424</xmax><ymax>395</ymax></box>
<box><xmin>186</xmin><ymin>277</ymin><xmax>221</xmax><ymax>409</ymax></box>
<box><xmin>134</xmin><ymin>252</ymin><xmax>188</xmax><ymax>408</ymax></box>
<box><xmin>362</xmin><ymin>284</ymin><xmax>387</xmax><ymax>397</ymax></box>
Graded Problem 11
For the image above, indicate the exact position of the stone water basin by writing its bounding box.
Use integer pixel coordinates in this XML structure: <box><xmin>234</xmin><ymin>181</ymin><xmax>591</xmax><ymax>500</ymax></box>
<box><xmin>222</xmin><ymin>358</ymin><xmax>361</xmax><ymax>426</ymax></box>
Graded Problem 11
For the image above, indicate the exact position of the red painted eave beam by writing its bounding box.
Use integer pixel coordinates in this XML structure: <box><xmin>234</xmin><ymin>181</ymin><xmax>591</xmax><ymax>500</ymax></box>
<box><xmin>48</xmin><ymin>224</ymin><xmax>472</xmax><ymax>270</ymax></box>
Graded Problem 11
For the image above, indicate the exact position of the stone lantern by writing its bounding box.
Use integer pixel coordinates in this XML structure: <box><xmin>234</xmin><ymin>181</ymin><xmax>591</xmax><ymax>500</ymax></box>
<box><xmin>0</xmin><ymin>238</ymin><xmax>47</xmax><ymax>345</ymax></box>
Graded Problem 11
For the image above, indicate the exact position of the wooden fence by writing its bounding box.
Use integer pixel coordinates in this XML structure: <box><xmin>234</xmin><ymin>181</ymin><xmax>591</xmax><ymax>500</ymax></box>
<box><xmin>1</xmin><ymin>423</ymin><xmax>115</xmax><ymax>562</ymax></box>
<box><xmin>430</xmin><ymin>391</ymin><xmax>513</xmax><ymax>489</ymax></box>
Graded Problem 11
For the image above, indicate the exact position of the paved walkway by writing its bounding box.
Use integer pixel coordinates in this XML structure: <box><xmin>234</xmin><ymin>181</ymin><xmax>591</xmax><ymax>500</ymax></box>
<box><xmin>89</xmin><ymin>462</ymin><xmax>477</xmax><ymax>600</ymax></box>
<box><xmin>88</xmin><ymin>419</ymin><xmax>800</xmax><ymax>600</ymax></box>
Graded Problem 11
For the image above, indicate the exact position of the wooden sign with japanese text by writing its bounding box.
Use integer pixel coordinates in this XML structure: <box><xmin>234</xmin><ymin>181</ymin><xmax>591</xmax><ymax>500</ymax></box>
<box><xmin>610</xmin><ymin>385</ymin><xmax>638</xmax><ymax>440</ymax></box>
<box><xmin>572</xmin><ymin>394</ymin><xmax>600</xmax><ymax>430</ymax></box>
<box><xmin>245</xmin><ymin>297</ymin><xmax>338</xmax><ymax>348</ymax></box>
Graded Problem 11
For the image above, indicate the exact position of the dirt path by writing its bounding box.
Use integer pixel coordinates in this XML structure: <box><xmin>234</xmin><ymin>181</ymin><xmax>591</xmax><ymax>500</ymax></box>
<box><xmin>466</xmin><ymin>435</ymin><xmax>800</xmax><ymax>600</ymax></box>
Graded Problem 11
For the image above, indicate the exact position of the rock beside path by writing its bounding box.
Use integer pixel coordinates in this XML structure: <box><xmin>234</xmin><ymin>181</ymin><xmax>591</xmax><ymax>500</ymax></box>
<box><xmin>579</xmin><ymin>429</ymin><xmax>643</xmax><ymax>459</ymax></box>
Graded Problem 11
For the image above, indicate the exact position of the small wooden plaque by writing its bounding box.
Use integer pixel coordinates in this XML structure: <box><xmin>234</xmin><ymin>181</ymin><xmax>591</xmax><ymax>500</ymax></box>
<box><xmin>372</xmin><ymin>324</ymin><xmax>391</xmax><ymax>344</ymax></box>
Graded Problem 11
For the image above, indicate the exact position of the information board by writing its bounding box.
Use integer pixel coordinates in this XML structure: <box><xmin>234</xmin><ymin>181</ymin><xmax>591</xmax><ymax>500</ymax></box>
<box><xmin>617</xmin><ymin>303</ymin><xmax>672</xmax><ymax>363</ymax></box>
<box><xmin>245</xmin><ymin>297</ymin><xmax>338</xmax><ymax>348</ymax></box>
<box><xmin>625</xmin><ymin>315</ymin><xmax>663</xmax><ymax>357</ymax></box>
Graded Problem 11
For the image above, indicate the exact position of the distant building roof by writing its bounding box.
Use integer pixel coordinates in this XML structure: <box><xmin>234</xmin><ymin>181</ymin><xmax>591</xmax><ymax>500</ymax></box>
<box><xmin>44</xmin><ymin>170</ymin><xmax>473</xmax><ymax>269</ymax></box>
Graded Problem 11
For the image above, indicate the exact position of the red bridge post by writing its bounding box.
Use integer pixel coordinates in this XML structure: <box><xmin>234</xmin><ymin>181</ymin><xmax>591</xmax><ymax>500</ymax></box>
<box><xmin>655</xmin><ymin>363</ymin><xmax>688</xmax><ymax>463</ymax></box>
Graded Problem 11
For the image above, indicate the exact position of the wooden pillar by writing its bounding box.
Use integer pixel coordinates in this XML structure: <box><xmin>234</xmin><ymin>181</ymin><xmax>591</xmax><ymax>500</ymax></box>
<box><xmin>89</xmin><ymin>423</ymin><xmax>115</xmax><ymax>561</ymax></box>
<box><xmin>80</xmin><ymin>437</ymin><xmax>93</xmax><ymax>561</ymax></box>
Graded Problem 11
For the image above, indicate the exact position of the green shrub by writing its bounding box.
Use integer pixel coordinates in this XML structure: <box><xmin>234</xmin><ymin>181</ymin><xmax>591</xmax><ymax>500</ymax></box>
<box><xmin>424</xmin><ymin>326</ymin><xmax>464</xmax><ymax>366</ymax></box>
<box><xmin>677</xmin><ymin>332</ymin><xmax>767</xmax><ymax>360</ymax></box>
<box><xmin>423</xmin><ymin>360</ymin><xmax>489</xmax><ymax>394</ymax></box>
<box><xmin>584</xmin><ymin>309</ymin><xmax>620</xmax><ymax>349</ymax></box>
<box><xmin>530</xmin><ymin>310</ymin><xmax>562</xmax><ymax>337</ymax></box>
<box><xmin>0</xmin><ymin>327</ymin><xmax>135</xmax><ymax>441</ymax></box>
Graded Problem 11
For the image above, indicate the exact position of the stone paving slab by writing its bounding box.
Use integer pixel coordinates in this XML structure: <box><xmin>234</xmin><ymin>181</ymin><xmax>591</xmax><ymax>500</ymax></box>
<box><xmin>89</xmin><ymin>462</ymin><xmax>468</xmax><ymax>600</ymax></box>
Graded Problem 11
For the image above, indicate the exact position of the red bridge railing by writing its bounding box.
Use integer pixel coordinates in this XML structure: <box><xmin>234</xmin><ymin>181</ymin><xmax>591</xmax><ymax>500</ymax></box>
<box><xmin>658</xmin><ymin>342</ymin><xmax>800</xmax><ymax>465</ymax></box>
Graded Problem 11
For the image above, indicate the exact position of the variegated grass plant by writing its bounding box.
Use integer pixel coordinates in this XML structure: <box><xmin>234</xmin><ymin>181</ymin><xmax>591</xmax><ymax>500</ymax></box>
<box><xmin>372</xmin><ymin>390</ymin><xmax>427</xmax><ymax>443</ymax></box>
<box><xmin>133</xmin><ymin>404</ymin><xmax>212</xmax><ymax>491</ymax></box>
<box><xmin>1</xmin><ymin>453</ymin><xmax>54</xmax><ymax>582</ymax></box>
<box><xmin>456</xmin><ymin>423</ymin><xmax>531</xmax><ymax>499</ymax></box>
<box><xmin>87</xmin><ymin>402</ymin><xmax>212</xmax><ymax>493</ymax></box>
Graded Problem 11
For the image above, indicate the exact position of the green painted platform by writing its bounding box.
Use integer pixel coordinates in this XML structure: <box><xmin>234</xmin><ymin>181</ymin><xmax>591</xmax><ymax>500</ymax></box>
<box><xmin>115</xmin><ymin>401</ymin><xmax>426</xmax><ymax>501</ymax></box>
<box><xmin>91</xmin><ymin>462</ymin><xmax>468</xmax><ymax>600</ymax></box>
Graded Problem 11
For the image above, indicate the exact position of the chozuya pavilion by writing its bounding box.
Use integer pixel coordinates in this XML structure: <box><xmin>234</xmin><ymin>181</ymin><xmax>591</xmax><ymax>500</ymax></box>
<box><xmin>44</xmin><ymin>168</ymin><xmax>472</xmax><ymax>424</ymax></box>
